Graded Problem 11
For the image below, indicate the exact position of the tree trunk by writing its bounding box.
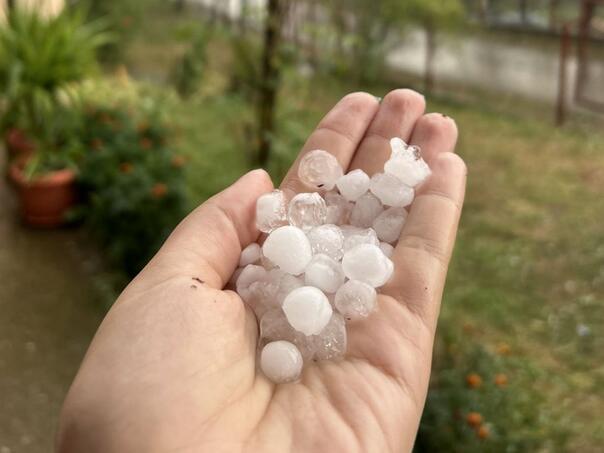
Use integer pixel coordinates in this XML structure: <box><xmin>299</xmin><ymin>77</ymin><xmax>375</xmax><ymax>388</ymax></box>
<box><xmin>549</xmin><ymin>0</ymin><xmax>560</xmax><ymax>30</ymax></box>
<box><xmin>519</xmin><ymin>0</ymin><xmax>528</xmax><ymax>25</ymax></box>
<box><xmin>173</xmin><ymin>0</ymin><xmax>186</xmax><ymax>12</ymax></box>
<box><xmin>256</xmin><ymin>0</ymin><xmax>285</xmax><ymax>167</ymax></box>
<box><xmin>424</xmin><ymin>23</ymin><xmax>436</xmax><ymax>94</ymax></box>
<box><xmin>238</xmin><ymin>0</ymin><xmax>249</xmax><ymax>34</ymax></box>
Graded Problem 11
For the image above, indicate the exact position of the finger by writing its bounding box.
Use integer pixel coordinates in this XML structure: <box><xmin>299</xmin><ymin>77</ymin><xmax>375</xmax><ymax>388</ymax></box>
<box><xmin>280</xmin><ymin>92</ymin><xmax>379</xmax><ymax>194</ymax></box>
<box><xmin>349</xmin><ymin>89</ymin><xmax>426</xmax><ymax>175</ymax></box>
<box><xmin>382</xmin><ymin>152</ymin><xmax>467</xmax><ymax>329</ymax></box>
<box><xmin>408</xmin><ymin>112</ymin><xmax>458</xmax><ymax>164</ymax></box>
<box><xmin>143</xmin><ymin>169</ymin><xmax>274</xmax><ymax>289</ymax></box>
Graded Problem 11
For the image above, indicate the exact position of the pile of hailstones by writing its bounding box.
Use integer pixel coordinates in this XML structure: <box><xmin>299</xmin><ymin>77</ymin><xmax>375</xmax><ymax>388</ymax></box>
<box><xmin>233</xmin><ymin>138</ymin><xmax>431</xmax><ymax>384</ymax></box>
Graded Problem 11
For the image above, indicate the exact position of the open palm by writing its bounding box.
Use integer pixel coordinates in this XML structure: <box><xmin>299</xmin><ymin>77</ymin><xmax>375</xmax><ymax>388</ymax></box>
<box><xmin>58</xmin><ymin>90</ymin><xmax>466</xmax><ymax>453</ymax></box>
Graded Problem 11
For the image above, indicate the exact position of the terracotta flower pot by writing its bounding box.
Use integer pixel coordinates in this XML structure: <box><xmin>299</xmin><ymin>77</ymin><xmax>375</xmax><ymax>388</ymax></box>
<box><xmin>9</xmin><ymin>161</ymin><xmax>77</xmax><ymax>228</ymax></box>
<box><xmin>5</xmin><ymin>128</ymin><xmax>35</xmax><ymax>157</ymax></box>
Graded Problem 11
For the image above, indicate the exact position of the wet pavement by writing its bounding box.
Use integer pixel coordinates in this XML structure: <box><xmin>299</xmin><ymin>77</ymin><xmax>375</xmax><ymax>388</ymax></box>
<box><xmin>0</xmin><ymin>154</ymin><xmax>105</xmax><ymax>453</ymax></box>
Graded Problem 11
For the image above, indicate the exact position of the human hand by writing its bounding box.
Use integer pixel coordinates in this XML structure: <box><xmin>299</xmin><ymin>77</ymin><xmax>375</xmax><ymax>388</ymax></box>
<box><xmin>57</xmin><ymin>89</ymin><xmax>466</xmax><ymax>453</ymax></box>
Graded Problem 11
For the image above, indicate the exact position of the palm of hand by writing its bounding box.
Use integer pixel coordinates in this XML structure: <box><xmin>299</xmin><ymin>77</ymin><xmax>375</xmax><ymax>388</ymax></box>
<box><xmin>58</xmin><ymin>90</ymin><xmax>466</xmax><ymax>453</ymax></box>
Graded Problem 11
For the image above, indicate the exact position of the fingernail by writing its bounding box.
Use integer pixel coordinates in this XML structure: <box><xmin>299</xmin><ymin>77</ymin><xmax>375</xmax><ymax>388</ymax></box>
<box><xmin>374</xmin><ymin>96</ymin><xmax>383</xmax><ymax>103</ymax></box>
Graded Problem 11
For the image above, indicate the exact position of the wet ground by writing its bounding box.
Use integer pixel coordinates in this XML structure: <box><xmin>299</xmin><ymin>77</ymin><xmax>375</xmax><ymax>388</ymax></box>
<box><xmin>0</xmin><ymin>155</ymin><xmax>105</xmax><ymax>453</ymax></box>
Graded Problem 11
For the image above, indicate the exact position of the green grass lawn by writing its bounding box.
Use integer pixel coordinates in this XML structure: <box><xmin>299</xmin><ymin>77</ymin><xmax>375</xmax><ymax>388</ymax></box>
<box><xmin>122</xmin><ymin>9</ymin><xmax>604</xmax><ymax>450</ymax></box>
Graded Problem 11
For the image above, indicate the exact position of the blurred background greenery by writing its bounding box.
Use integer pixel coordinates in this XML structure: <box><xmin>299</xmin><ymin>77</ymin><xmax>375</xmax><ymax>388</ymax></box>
<box><xmin>0</xmin><ymin>0</ymin><xmax>603</xmax><ymax>451</ymax></box>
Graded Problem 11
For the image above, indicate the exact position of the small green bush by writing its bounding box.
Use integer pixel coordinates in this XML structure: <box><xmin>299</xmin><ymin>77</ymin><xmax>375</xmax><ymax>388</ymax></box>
<box><xmin>77</xmin><ymin>104</ymin><xmax>187</xmax><ymax>277</ymax></box>
<box><xmin>416</xmin><ymin>325</ymin><xmax>570</xmax><ymax>452</ymax></box>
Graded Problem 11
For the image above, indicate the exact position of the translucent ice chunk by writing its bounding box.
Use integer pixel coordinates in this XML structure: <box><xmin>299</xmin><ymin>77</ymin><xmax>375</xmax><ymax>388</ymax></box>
<box><xmin>282</xmin><ymin>286</ymin><xmax>333</xmax><ymax>335</ymax></box>
<box><xmin>298</xmin><ymin>149</ymin><xmax>344</xmax><ymax>190</ymax></box>
<box><xmin>260</xmin><ymin>309</ymin><xmax>315</xmax><ymax>360</ymax></box>
<box><xmin>369</xmin><ymin>172</ymin><xmax>414</xmax><ymax>207</ymax></box>
<box><xmin>288</xmin><ymin>192</ymin><xmax>327</xmax><ymax>230</ymax></box>
<box><xmin>256</xmin><ymin>190</ymin><xmax>288</xmax><ymax>233</ymax></box>
<box><xmin>324</xmin><ymin>191</ymin><xmax>351</xmax><ymax>225</ymax></box>
<box><xmin>260</xmin><ymin>340</ymin><xmax>303</xmax><ymax>383</ymax></box>
<box><xmin>304</xmin><ymin>254</ymin><xmax>345</xmax><ymax>294</ymax></box>
<box><xmin>341</xmin><ymin>244</ymin><xmax>394</xmax><ymax>288</ymax></box>
<box><xmin>246</xmin><ymin>279</ymin><xmax>279</xmax><ymax>318</ymax></box>
<box><xmin>335</xmin><ymin>280</ymin><xmax>377</xmax><ymax>320</ymax></box>
<box><xmin>236</xmin><ymin>264</ymin><xmax>267</xmax><ymax>294</ymax></box>
<box><xmin>385</xmin><ymin>138</ymin><xmax>431</xmax><ymax>187</ymax></box>
<box><xmin>239</xmin><ymin>243</ymin><xmax>261</xmax><ymax>267</ymax></box>
<box><xmin>312</xmin><ymin>313</ymin><xmax>347</xmax><ymax>360</ymax></box>
<box><xmin>379</xmin><ymin>242</ymin><xmax>394</xmax><ymax>258</ymax></box>
<box><xmin>336</xmin><ymin>169</ymin><xmax>370</xmax><ymax>201</ymax></box>
<box><xmin>262</xmin><ymin>226</ymin><xmax>312</xmax><ymax>275</ymax></box>
<box><xmin>342</xmin><ymin>226</ymin><xmax>379</xmax><ymax>252</ymax></box>
<box><xmin>307</xmin><ymin>224</ymin><xmax>345</xmax><ymax>261</ymax></box>
<box><xmin>349</xmin><ymin>192</ymin><xmax>383</xmax><ymax>228</ymax></box>
<box><xmin>372</xmin><ymin>207</ymin><xmax>407</xmax><ymax>243</ymax></box>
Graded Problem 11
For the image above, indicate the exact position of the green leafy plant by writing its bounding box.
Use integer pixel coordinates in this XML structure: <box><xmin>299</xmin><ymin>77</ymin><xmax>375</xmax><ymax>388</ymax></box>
<box><xmin>171</xmin><ymin>30</ymin><xmax>208</xmax><ymax>98</ymax></box>
<box><xmin>0</xmin><ymin>7</ymin><xmax>110</xmax><ymax>176</ymax></box>
<box><xmin>76</xmin><ymin>104</ymin><xmax>187</xmax><ymax>277</ymax></box>
<box><xmin>415</xmin><ymin>325</ymin><xmax>570</xmax><ymax>452</ymax></box>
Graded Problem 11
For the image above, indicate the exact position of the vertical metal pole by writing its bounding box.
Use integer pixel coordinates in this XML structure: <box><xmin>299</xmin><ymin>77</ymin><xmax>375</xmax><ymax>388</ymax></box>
<box><xmin>555</xmin><ymin>24</ymin><xmax>571</xmax><ymax>126</ymax></box>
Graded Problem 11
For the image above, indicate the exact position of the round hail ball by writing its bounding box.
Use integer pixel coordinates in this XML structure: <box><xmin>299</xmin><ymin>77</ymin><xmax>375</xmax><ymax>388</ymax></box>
<box><xmin>262</xmin><ymin>225</ymin><xmax>312</xmax><ymax>275</ymax></box>
<box><xmin>282</xmin><ymin>286</ymin><xmax>333</xmax><ymax>335</ymax></box>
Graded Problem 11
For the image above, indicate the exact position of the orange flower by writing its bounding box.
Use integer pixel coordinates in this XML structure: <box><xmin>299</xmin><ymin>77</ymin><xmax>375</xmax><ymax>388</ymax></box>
<box><xmin>140</xmin><ymin>137</ymin><xmax>153</xmax><ymax>150</ymax></box>
<box><xmin>171</xmin><ymin>155</ymin><xmax>186</xmax><ymax>168</ymax></box>
<box><xmin>119</xmin><ymin>162</ymin><xmax>133</xmax><ymax>174</ymax></box>
<box><xmin>466</xmin><ymin>373</ymin><xmax>483</xmax><ymax>389</ymax></box>
<box><xmin>477</xmin><ymin>425</ymin><xmax>490</xmax><ymax>439</ymax></box>
<box><xmin>151</xmin><ymin>183</ymin><xmax>168</xmax><ymax>199</ymax></box>
<box><xmin>466</xmin><ymin>412</ymin><xmax>482</xmax><ymax>428</ymax></box>
<box><xmin>494</xmin><ymin>373</ymin><xmax>508</xmax><ymax>388</ymax></box>
<box><xmin>90</xmin><ymin>138</ymin><xmax>103</xmax><ymax>150</ymax></box>
<box><xmin>496</xmin><ymin>342</ymin><xmax>511</xmax><ymax>356</ymax></box>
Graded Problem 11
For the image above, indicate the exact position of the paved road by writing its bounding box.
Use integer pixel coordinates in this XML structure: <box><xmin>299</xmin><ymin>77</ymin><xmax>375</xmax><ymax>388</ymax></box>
<box><xmin>0</xmin><ymin>154</ymin><xmax>104</xmax><ymax>453</ymax></box>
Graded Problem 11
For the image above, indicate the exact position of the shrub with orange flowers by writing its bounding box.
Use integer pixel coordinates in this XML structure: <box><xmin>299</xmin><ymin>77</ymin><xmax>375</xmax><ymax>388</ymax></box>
<box><xmin>76</xmin><ymin>104</ymin><xmax>186</xmax><ymax>277</ymax></box>
<box><xmin>415</xmin><ymin>327</ymin><xmax>570</xmax><ymax>452</ymax></box>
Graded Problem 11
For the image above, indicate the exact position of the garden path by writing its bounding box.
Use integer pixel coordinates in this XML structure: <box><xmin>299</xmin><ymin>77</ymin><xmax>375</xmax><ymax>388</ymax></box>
<box><xmin>0</xmin><ymin>153</ymin><xmax>104</xmax><ymax>453</ymax></box>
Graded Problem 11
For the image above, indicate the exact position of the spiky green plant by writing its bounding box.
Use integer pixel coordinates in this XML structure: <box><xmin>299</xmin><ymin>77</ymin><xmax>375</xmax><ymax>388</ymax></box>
<box><xmin>0</xmin><ymin>7</ymin><xmax>111</xmax><ymax>175</ymax></box>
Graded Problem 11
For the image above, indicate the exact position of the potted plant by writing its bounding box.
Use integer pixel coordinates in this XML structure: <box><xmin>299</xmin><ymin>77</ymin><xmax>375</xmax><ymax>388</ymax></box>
<box><xmin>0</xmin><ymin>8</ymin><xmax>109</xmax><ymax>226</ymax></box>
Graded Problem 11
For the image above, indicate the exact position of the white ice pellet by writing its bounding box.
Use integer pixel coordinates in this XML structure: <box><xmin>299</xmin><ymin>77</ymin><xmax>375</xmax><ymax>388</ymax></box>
<box><xmin>369</xmin><ymin>172</ymin><xmax>414</xmax><ymax>207</ymax></box>
<box><xmin>342</xmin><ymin>227</ymin><xmax>379</xmax><ymax>251</ymax></box>
<box><xmin>349</xmin><ymin>192</ymin><xmax>383</xmax><ymax>228</ymax></box>
<box><xmin>385</xmin><ymin>138</ymin><xmax>431</xmax><ymax>187</ymax></box>
<box><xmin>262</xmin><ymin>226</ymin><xmax>312</xmax><ymax>275</ymax></box>
<box><xmin>307</xmin><ymin>224</ymin><xmax>345</xmax><ymax>260</ymax></box>
<box><xmin>335</xmin><ymin>280</ymin><xmax>377</xmax><ymax>320</ymax></box>
<box><xmin>304</xmin><ymin>254</ymin><xmax>345</xmax><ymax>294</ymax></box>
<box><xmin>298</xmin><ymin>149</ymin><xmax>344</xmax><ymax>190</ymax></box>
<box><xmin>379</xmin><ymin>242</ymin><xmax>394</xmax><ymax>258</ymax></box>
<box><xmin>236</xmin><ymin>264</ymin><xmax>267</xmax><ymax>293</ymax></box>
<box><xmin>372</xmin><ymin>207</ymin><xmax>407</xmax><ymax>243</ymax></box>
<box><xmin>260</xmin><ymin>341</ymin><xmax>303</xmax><ymax>383</ymax></box>
<box><xmin>256</xmin><ymin>190</ymin><xmax>288</xmax><ymax>233</ymax></box>
<box><xmin>341</xmin><ymin>244</ymin><xmax>394</xmax><ymax>288</ymax></box>
<box><xmin>336</xmin><ymin>169</ymin><xmax>370</xmax><ymax>201</ymax></box>
<box><xmin>324</xmin><ymin>191</ymin><xmax>351</xmax><ymax>225</ymax></box>
<box><xmin>312</xmin><ymin>313</ymin><xmax>347</xmax><ymax>360</ymax></box>
<box><xmin>260</xmin><ymin>309</ymin><xmax>315</xmax><ymax>360</ymax></box>
<box><xmin>239</xmin><ymin>243</ymin><xmax>262</xmax><ymax>267</ymax></box>
<box><xmin>282</xmin><ymin>286</ymin><xmax>333</xmax><ymax>335</ymax></box>
<box><xmin>288</xmin><ymin>192</ymin><xmax>327</xmax><ymax>230</ymax></box>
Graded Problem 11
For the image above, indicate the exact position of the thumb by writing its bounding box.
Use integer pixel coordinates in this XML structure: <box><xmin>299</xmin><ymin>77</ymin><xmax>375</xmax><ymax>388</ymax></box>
<box><xmin>141</xmin><ymin>169</ymin><xmax>274</xmax><ymax>290</ymax></box>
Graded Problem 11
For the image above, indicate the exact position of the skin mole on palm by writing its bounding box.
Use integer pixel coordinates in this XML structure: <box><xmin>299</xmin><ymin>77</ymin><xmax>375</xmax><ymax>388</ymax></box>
<box><xmin>57</xmin><ymin>89</ymin><xmax>466</xmax><ymax>453</ymax></box>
